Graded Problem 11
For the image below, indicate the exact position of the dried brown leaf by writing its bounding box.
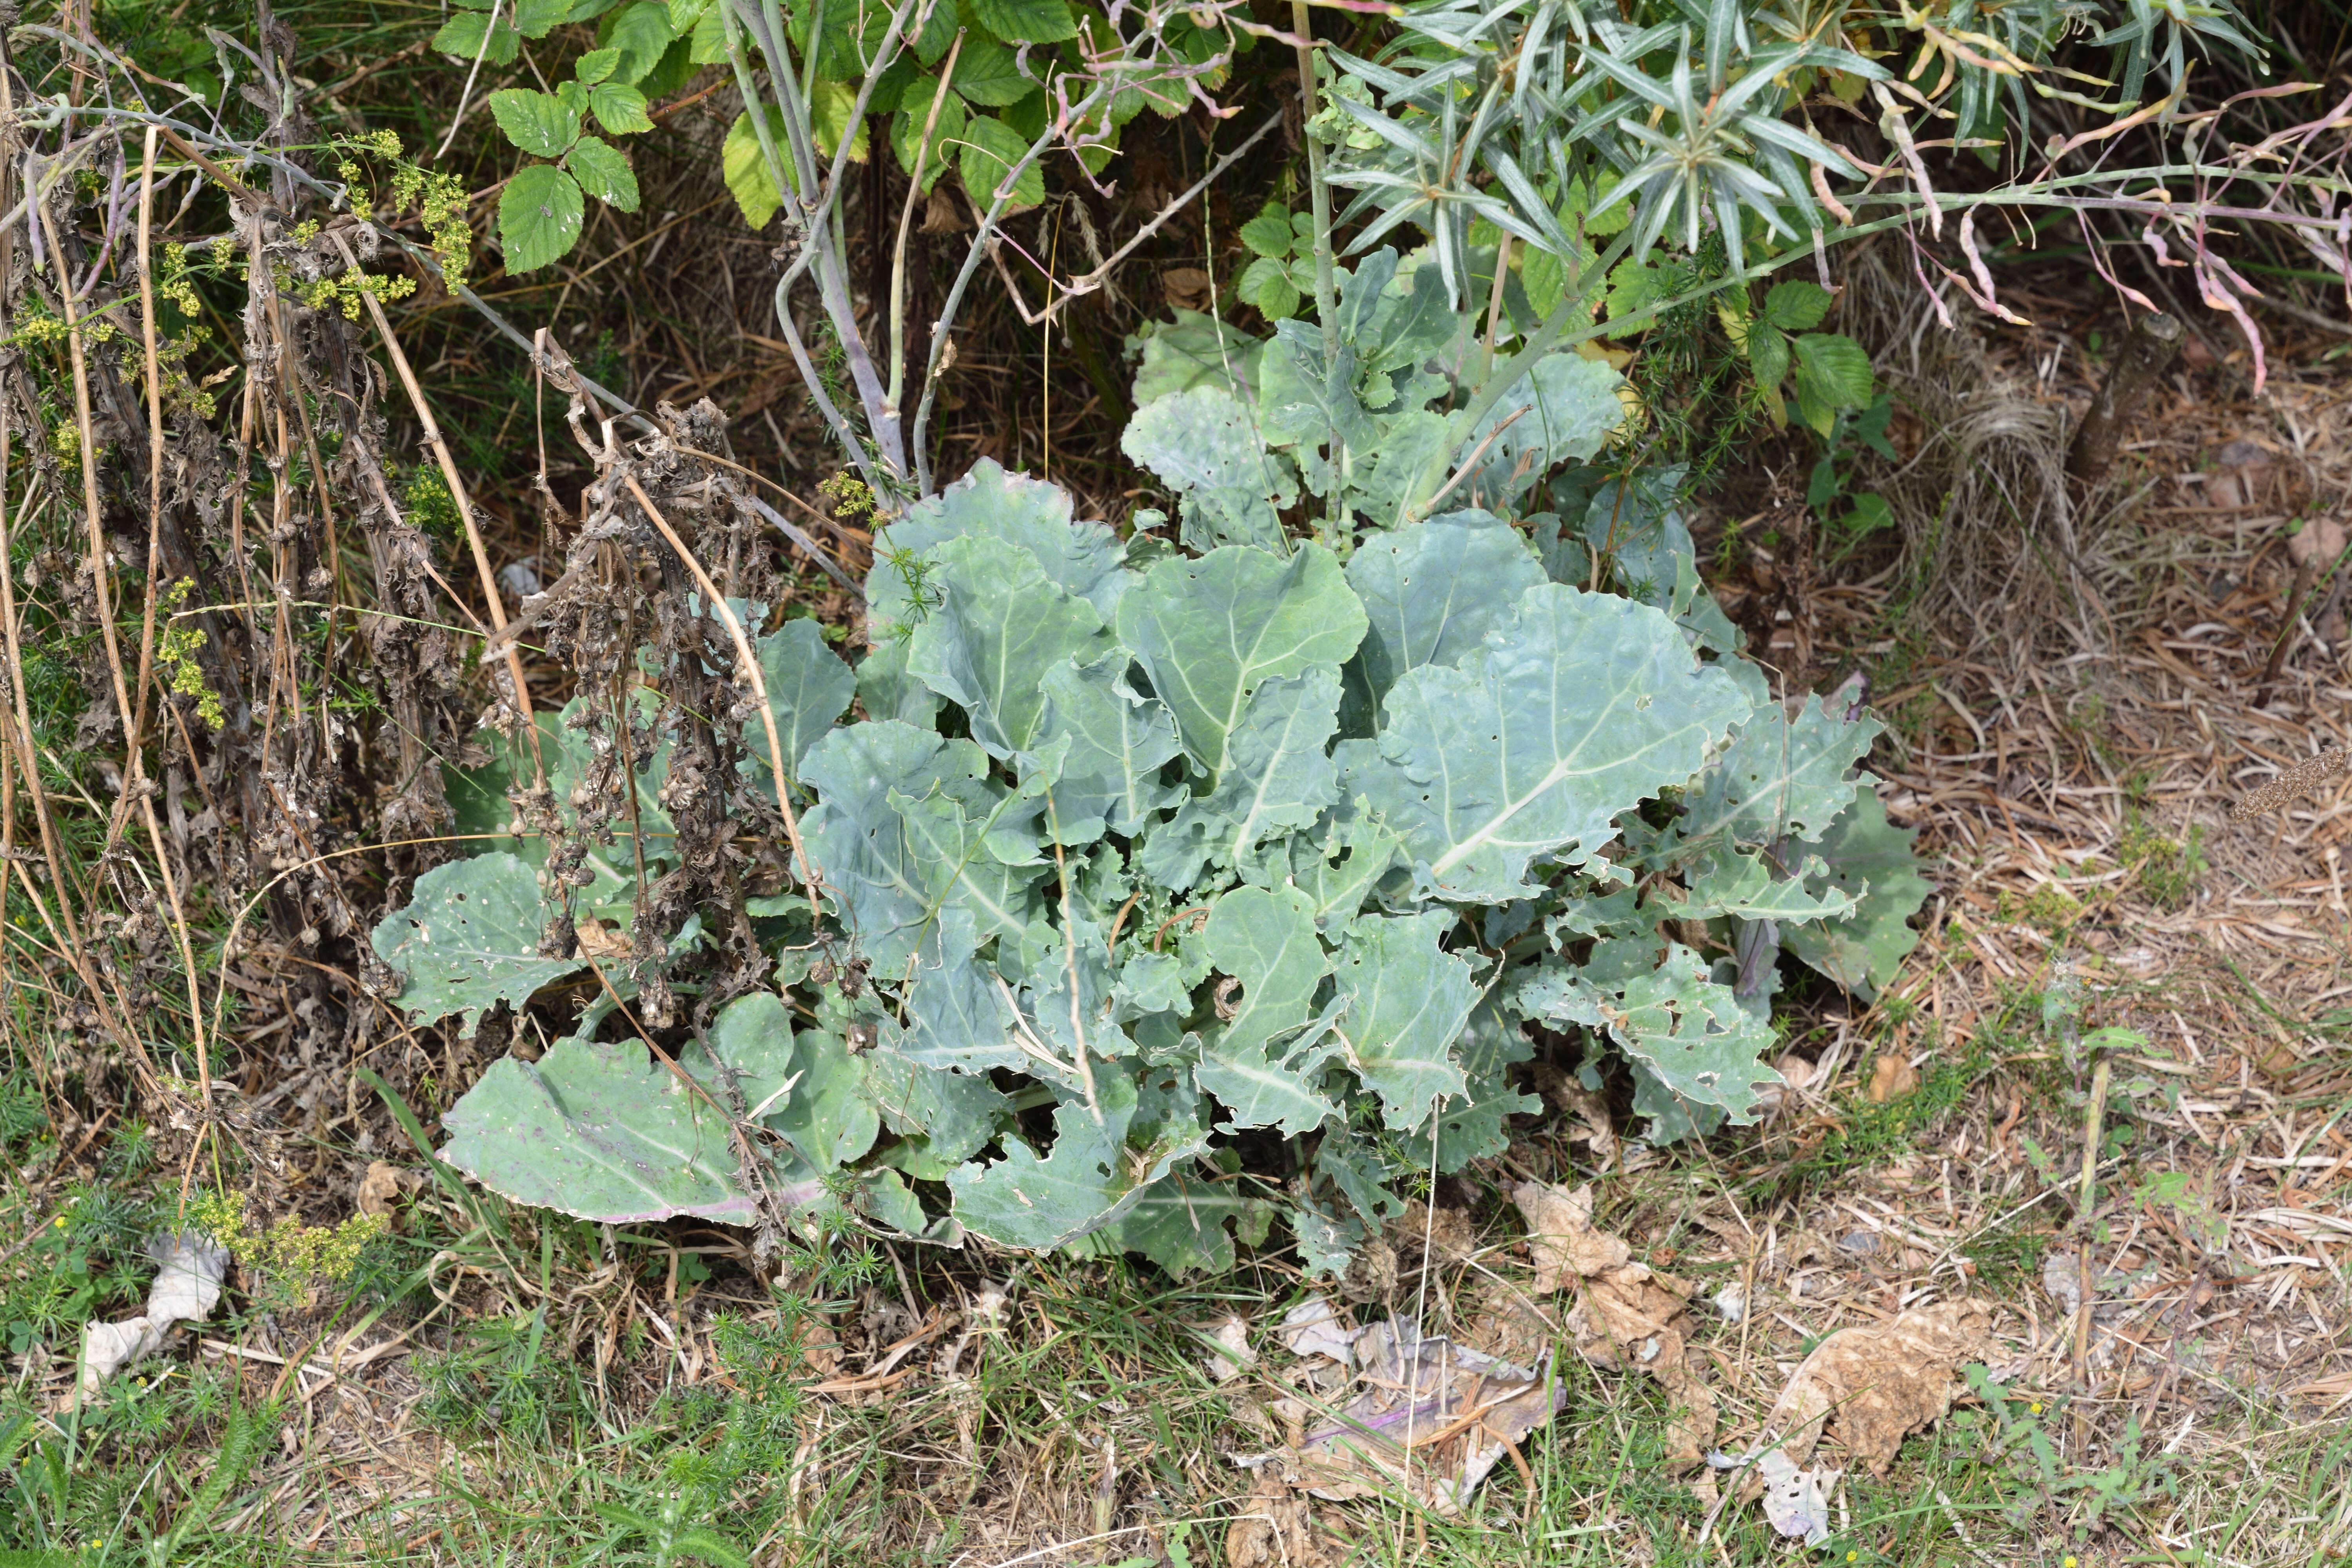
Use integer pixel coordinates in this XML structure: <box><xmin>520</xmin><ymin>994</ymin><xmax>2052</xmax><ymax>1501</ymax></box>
<box><xmin>1753</xmin><ymin>1299</ymin><xmax>1999</xmax><ymax>1480</ymax></box>
<box><xmin>355</xmin><ymin>1160</ymin><xmax>422</xmax><ymax>1218</ymax></box>
<box><xmin>1225</xmin><ymin>1472</ymin><xmax>1329</xmax><ymax>1568</ymax></box>
<box><xmin>1866</xmin><ymin>1053</ymin><xmax>1920</xmax><ymax>1102</ymax></box>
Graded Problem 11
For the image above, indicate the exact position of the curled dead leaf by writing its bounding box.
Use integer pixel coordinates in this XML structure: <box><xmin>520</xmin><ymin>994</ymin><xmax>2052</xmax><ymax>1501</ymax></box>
<box><xmin>1746</xmin><ymin>1299</ymin><xmax>1999</xmax><ymax>1485</ymax></box>
<box><xmin>1866</xmin><ymin>1053</ymin><xmax>1919</xmax><ymax>1102</ymax></box>
<box><xmin>1512</xmin><ymin>1180</ymin><xmax>1716</xmax><ymax>1466</ymax></box>
<box><xmin>1225</xmin><ymin>1472</ymin><xmax>1329</xmax><ymax>1568</ymax></box>
<box><xmin>355</xmin><ymin>1160</ymin><xmax>422</xmax><ymax>1219</ymax></box>
<box><xmin>1162</xmin><ymin>266</ymin><xmax>1214</xmax><ymax>313</ymax></box>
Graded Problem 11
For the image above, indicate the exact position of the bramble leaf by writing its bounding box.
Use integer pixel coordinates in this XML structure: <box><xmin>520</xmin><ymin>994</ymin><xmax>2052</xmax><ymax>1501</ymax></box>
<box><xmin>488</xmin><ymin>88</ymin><xmax>579</xmax><ymax>157</ymax></box>
<box><xmin>565</xmin><ymin>135</ymin><xmax>640</xmax><ymax>210</ymax></box>
<box><xmin>498</xmin><ymin>165</ymin><xmax>584</xmax><ymax>271</ymax></box>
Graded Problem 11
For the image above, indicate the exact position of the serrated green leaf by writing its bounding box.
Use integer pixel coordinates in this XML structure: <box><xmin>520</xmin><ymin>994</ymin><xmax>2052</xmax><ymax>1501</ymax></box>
<box><xmin>1344</xmin><ymin>515</ymin><xmax>1547</xmax><ymax>731</ymax></box>
<box><xmin>1115</xmin><ymin>542</ymin><xmax>1366</xmax><ymax>777</ymax></box>
<box><xmin>1602</xmin><ymin>944</ymin><xmax>1782</xmax><ymax>1124</ymax></box>
<box><xmin>514</xmin><ymin>0</ymin><xmax>574</xmax><ymax>36</ymax></box>
<box><xmin>1127</xmin><ymin>312</ymin><xmax>1264</xmax><ymax>409</ymax></box>
<box><xmin>1681</xmin><ymin>693</ymin><xmax>1883</xmax><ymax>849</ymax></box>
<box><xmin>498</xmin><ymin>165</ymin><xmax>585</xmax><ymax>272</ymax></box>
<box><xmin>588</xmin><ymin>82</ymin><xmax>654</xmax><ymax>135</ymax></box>
<box><xmin>1748</xmin><ymin>324</ymin><xmax>1791</xmax><ymax>390</ymax></box>
<box><xmin>947</xmin><ymin>30</ymin><xmax>1035</xmax><ymax>104</ymax></box>
<box><xmin>965</xmin><ymin>0</ymin><xmax>1076</xmax><ymax>41</ymax></box>
<box><xmin>906</xmin><ymin>534</ymin><xmax>1112</xmax><ymax>761</ymax></box>
<box><xmin>487</xmin><ymin>88</ymin><xmax>579</xmax><ymax>157</ymax></box>
<box><xmin>958</xmin><ymin>114</ymin><xmax>1044</xmax><ymax>209</ymax></box>
<box><xmin>722</xmin><ymin>106</ymin><xmax>791</xmax><ymax>228</ymax></box>
<box><xmin>950</xmin><ymin>1066</ymin><xmax>1201</xmax><ymax>1249</ymax></box>
<box><xmin>1033</xmin><ymin>652</ymin><xmax>1183</xmax><ymax>842</ymax></box>
<box><xmin>439</xmin><ymin>1032</ymin><xmax>754</xmax><ymax>1223</ymax></box>
<box><xmin>433</xmin><ymin>9</ymin><xmax>521</xmax><ymax>62</ymax></box>
<box><xmin>1240</xmin><ymin>207</ymin><xmax>1295</xmax><ymax>258</ymax></box>
<box><xmin>890</xmin><ymin>79</ymin><xmax>967</xmax><ymax>191</ymax></box>
<box><xmin>1779</xmin><ymin>785</ymin><xmax>1929</xmax><ymax>998</ymax></box>
<box><xmin>1791</xmin><ymin>332</ymin><xmax>1874</xmax><ymax>434</ymax></box>
<box><xmin>603</xmin><ymin>0</ymin><xmax>675</xmax><ymax>80</ymax></box>
<box><xmin>1336</xmin><ymin>911</ymin><xmax>1475</xmax><ymax>1127</ymax></box>
<box><xmin>565</xmin><ymin>134</ymin><xmax>641</xmax><ymax>210</ymax></box>
<box><xmin>1761</xmin><ymin>280</ymin><xmax>1832</xmax><ymax>331</ymax></box>
<box><xmin>1120</xmin><ymin>386</ymin><xmax>1295</xmax><ymax>552</ymax></box>
<box><xmin>688</xmin><ymin>3</ymin><xmax>728</xmax><ymax>63</ymax></box>
<box><xmin>1193</xmin><ymin>885</ymin><xmax>1341</xmax><ymax>1134</ymax></box>
<box><xmin>575</xmin><ymin>45</ymin><xmax>622</xmax><ymax>82</ymax></box>
<box><xmin>800</xmin><ymin>722</ymin><xmax>1045</xmax><ymax>972</ymax></box>
<box><xmin>1341</xmin><ymin>583</ymin><xmax>1749</xmax><ymax>903</ymax></box>
<box><xmin>748</xmin><ymin>616</ymin><xmax>857</xmax><ymax>788</ymax></box>
<box><xmin>371</xmin><ymin>853</ymin><xmax>579</xmax><ymax>1035</ymax></box>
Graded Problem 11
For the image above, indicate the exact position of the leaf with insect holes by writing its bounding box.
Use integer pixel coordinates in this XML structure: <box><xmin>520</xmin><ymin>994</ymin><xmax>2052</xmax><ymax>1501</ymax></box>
<box><xmin>1154</xmin><ymin>668</ymin><xmax>1341</xmax><ymax>883</ymax></box>
<box><xmin>565</xmin><ymin>136</ymin><xmax>640</xmax><ymax>210</ymax></box>
<box><xmin>1454</xmin><ymin>352</ymin><xmax>1628</xmax><ymax>512</ymax></box>
<box><xmin>1193</xmin><ymin>885</ymin><xmax>1343</xmax><ymax>1135</ymax></box>
<box><xmin>370</xmin><ymin>852</ymin><xmax>581</xmax><ymax>1036</ymax></box>
<box><xmin>1073</xmin><ymin>1167</ymin><xmax>1270</xmax><ymax>1277</ymax></box>
<box><xmin>1680</xmin><ymin>693</ymin><xmax>1882</xmax><ymax>850</ymax></box>
<box><xmin>1120</xmin><ymin>386</ymin><xmax>1296</xmax><ymax>551</ymax></box>
<box><xmin>498</xmin><ymin>165</ymin><xmax>584</xmax><ymax>271</ymax></box>
<box><xmin>1779</xmin><ymin>785</ymin><xmax>1930</xmax><ymax>998</ymax></box>
<box><xmin>1340</xmin><ymin>583</ymin><xmax>1750</xmax><ymax>904</ymax></box>
<box><xmin>950</xmin><ymin>1064</ymin><xmax>1205</xmax><ymax>1249</ymax></box>
<box><xmin>487</xmin><ymin>88</ymin><xmax>579</xmax><ymax>157</ymax></box>
<box><xmin>1599</xmin><ymin>945</ymin><xmax>1784</xmax><ymax>1125</ymax></box>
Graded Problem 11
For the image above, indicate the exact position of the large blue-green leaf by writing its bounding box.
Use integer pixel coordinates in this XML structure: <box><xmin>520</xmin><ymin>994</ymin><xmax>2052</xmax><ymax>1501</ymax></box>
<box><xmin>1115</xmin><ymin>543</ymin><xmax>1367</xmax><ymax>776</ymax></box>
<box><xmin>1455</xmin><ymin>353</ymin><xmax>1628</xmax><ymax>513</ymax></box>
<box><xmin>862</xmin><ymin>1040</ymin><xmax>1010</xmax><ymax>1170</ymax></box>
<box><xmin>1779</xmin><ymin>786</ymin><xmax>1929</xmax><ymax>998</ymax></box>
<box><xmin>1193</xmin><ymin>886</ymin><xmax>1342</xmax><ymax>1134</ymax></box>
<box><xmin>892</xmin><ymin>907</ymin><xmax>1028</xmax><ymax>1076</ymax></box>
<box><xmin>371</xmin><ymin>853</ymin><xmax>580</xmax><ymax>1035</ymax></box>
<box><xmin>1681</xmin><ymin>693</ymin><xmax>1883</xmax><ymax>849</ymax></box>
<box><xmin>800</xmin><ymin>722</ymin><xmax>1045</xmax><ymax>971</ymax></box>
<box><xmin>1342</xmin><ymin>583</ymin><xmax>1749</xmax><ymax>903</ymax></box>
<box><xmin>1031</xmin><ymin>653</ymin><xmax>1183</xmax><ymax>842</ymax></box>
<box><xmin>949</xmin><ymin>1065</ymin><xmax>1203</xmax><ymax>1249</ymax></box>
<box><xmin>1344</xmin><ymin>514</ymin><xmax>1546</xmax><ymax>730</ymax></box>
<box><xmin>749</xmin><ymin>617</ymin><xmax>856</xmax><ymax>787</ymax></box>
<box><xmin>1678</xmin><ymin>843</ymin><xmax>1860</xmax><ymax>922</ymax></box>
<box><xmin>1334</xmin><ymin>911</ymin><xmax>1475</xmax><ymax>1127</ymax></box>
<box><xmin>441</xmin><ymin>1026</ymin><xmax>775</xmax><ymax>1225</ymax></box>
<box><xmin>1160</xmin><ymin>668</ymin><xmax>1342</xmax><ymax>878</ymax></box>
<box><xmin>872</xmin><ymin>458</ymin><xmax>1131</xmax><ymax>635</ymax></box>
<box><xmin>1129</xmin><ymin>311</ymin><xmax>1265</xmax><ymax>407</ymax></box>
<box><xmin>1120</xmin><ymin>386</ymin><xmax>1295</xmax><ymax>552</ymax></box>
<box><xmin>1073</xmin><ymin>1169</ymin><xmax>1267</xmax><ymax>1276</ymax></box>
<box><xmin>905</xmin><ymin>534</ymin><xmax>1112</xmax><ymax>760</ymax></box>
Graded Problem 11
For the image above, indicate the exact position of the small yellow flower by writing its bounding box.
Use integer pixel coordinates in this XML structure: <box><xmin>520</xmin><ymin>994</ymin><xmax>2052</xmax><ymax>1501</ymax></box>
<box><xmin>53</xmin><ymin>1217</ymin><xmax>65</xmax><ymax>1228</ymax></box>
<box><xmin>2064</xmin><ymin>1558</ymin><xmax>2078</xmax><ymax>1567</ymax></box>
<box><xmin>2029</xmin><ymin>1401</ymin><xmax>2043</xmax><ymax>1414</ymax></box>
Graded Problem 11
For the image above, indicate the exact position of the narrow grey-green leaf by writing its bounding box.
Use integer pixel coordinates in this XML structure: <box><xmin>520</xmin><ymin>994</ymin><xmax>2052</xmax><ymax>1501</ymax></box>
<box><xmin>1342</xmin><ymin>583</ymin><xmax>1749</xmax><ymax>902</ymax></box>
<box><xmin>371</xmin><ymin>853</ymin><xmax>581</xmax><ymax>1035</ymax></box>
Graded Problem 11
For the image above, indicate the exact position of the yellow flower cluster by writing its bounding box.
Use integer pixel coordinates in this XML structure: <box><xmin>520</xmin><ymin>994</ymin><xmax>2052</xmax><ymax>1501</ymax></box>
<box><xmin>154</xmin><ymin>578</ymin><xmax>226</xmax><ymax>731</ymax></box>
